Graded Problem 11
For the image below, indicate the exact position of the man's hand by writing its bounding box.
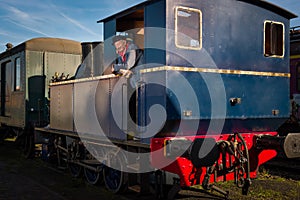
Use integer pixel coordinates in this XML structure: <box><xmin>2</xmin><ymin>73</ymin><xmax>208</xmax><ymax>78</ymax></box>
<box><xmin>120</xmin><ymin>69</ymin><xmax>132</xmax><ymax>78</ymax></box>
<box><xmin>111</xmin><ymin>65</ymin><xmax>115</xmax><ymax>72</ymax></box>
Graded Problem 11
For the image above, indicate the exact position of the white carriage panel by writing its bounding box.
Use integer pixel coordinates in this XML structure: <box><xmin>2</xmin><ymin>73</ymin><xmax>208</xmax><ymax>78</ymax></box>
<box><xmin>25</xmin><ymin>51</ymin><xmax>44</xmax><ymax>100</ymax></box>
<box><xmin>10</xmin><ymin>92</ymin><xmax>26</xmax><ymax>127</ymax></box>
<box><xmin>45</xmin><ymin>52</ymin><xmax>81</xmax><ymax>98</ymax></box>
<box><xmin>11</xmin><ymin>51</ymin><xmax>26</xmax><ymax>127</ymax></box>
<box><xmin>45</xmin><ymin>52</ymin><xmax>81</xmax><ymax>79</ymax></box>
<box><xmin>0</xmin><ymin>51</ymin><xmax>26</xmax><ymax>127</ymax></box>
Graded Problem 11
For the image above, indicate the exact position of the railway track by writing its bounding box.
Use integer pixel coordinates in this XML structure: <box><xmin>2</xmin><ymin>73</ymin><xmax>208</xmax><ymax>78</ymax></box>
<box><xmin>261</xmin><ymin>155</ymin><xmax>300</xmax><ymax>180</ymax></box>
<box><xmin>0</xmin><ymin>140</ymin><xmax>299</xmax><ymax>200</ymax></box>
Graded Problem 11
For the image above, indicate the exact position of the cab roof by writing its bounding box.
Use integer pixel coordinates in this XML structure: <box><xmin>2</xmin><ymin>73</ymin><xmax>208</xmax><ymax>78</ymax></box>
<box><xmin>98</xmin><ymin>0</ymin><xmax>297</xmax><ymax>23</ymax></box>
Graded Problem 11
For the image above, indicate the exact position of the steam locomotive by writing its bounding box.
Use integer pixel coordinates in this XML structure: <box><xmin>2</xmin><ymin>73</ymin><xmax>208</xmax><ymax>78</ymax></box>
<box><xmin>1</xmin><ymin>0</ymin><xmax>300</xmax><ymax>199</ymax></box>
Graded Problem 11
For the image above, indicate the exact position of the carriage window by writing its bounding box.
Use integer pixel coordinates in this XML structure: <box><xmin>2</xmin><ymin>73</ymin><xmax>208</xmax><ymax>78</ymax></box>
<box><xmin>14</xmin><ymin>57</ymin><xmax>21</xmax><ymax>91</ymax></box>
<box><xmin>175</xmin><ymin>6</ymin><xmax>202</xmax><ymax>50</ymax></box>
<box><xmin>291</xmin><ymin>42</ymin><xmax>300</xmax><ymax>56</ymax></box>
<box><xmin>264</xmin><ymin>21</ymin><xmax>284</xmax><ymax>57</ymax></box>
<box><xmin>297</xmin><ymin>64</ymin><xmax>300</xmax><ymax>92</ymax></box>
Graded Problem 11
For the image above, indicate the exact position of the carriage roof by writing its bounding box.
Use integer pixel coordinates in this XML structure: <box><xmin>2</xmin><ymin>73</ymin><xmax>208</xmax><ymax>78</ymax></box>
<box><xmin>0</xmin><ymin>37</ymin><xmax>82</xmax><ymax>60</ymax></box>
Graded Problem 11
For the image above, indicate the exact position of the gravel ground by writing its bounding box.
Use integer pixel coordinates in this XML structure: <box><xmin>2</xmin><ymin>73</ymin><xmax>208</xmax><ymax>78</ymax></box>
<box><xmin>0</xmin><ymin>141</ymin><xmax>299</xmax><ymax>200</ymax></box>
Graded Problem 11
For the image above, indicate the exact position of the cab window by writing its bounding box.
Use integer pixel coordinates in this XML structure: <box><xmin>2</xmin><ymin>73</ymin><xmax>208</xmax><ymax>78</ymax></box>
<box><xmin>175</xmin><ymin>6</ymin><xmax>202</xmax><ymax>50</ymax></box>
<box><xmin>297</xmin><ymin>63</ymin><xmax>300</xmax><ymax>92</ymax></box>
<box><xmin>264</xmin><ymin>21</ymin><xmax>284</xmax><ymax>57</ymax></box>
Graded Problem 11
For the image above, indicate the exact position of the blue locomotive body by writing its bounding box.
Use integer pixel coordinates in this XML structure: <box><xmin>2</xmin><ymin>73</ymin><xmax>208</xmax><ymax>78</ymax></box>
<box><xmin>140</xmin><ymin>69</ymin><xmax>290</xmax><ymax>136</ymax></box>
<box><xmin>99</xmin><ymin>0</ymin><xmax>293</xmax><ymax>140</ymax></box>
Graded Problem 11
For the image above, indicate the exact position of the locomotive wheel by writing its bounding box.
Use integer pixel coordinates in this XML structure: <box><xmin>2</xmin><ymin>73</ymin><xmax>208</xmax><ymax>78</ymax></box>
<box><xmin>23</xmin><ymin>134</ymin><xmax>34</xmax><ymax>158</ymax></box>
<box><xmin>19</xmin><ymin>126</ymin><xmax>35</xmax><ymax>159</ymax></box>
<box><xmin>103</xmin><ymin>152</ymin><xmax>128</xmax><ymax>193</ymax></box>
<box><xmin>67</xmin><ymin>140</ymin><xmax>83</xmax><ymax>178</ymax></box>
<box><xmin>84</xmin><ymin>147</ymin><xmax>104</xmax><ymax>185</ymax></box>
<box><xmin>84</xmin><ymin>166</ymin><xmax>103</xmax><ymax>185</ymax></box>
<box><xmin>55</xmin><ymin>136</ymin><xmax>68</xmax><ymax>168</ymax></box>
<box><xmin>103</xmin><ymin>166</ymin><xmax>127</xmax><ymax>193</ymax></box>
<box><xmin>69</xmin><ymin>163</ymin><xmax>82</xmax><ymax>178</ymax></box>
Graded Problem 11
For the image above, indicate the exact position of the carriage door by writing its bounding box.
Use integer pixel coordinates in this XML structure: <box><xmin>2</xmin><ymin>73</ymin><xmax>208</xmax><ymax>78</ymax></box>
<box><xmin>0</xmin><ymin>61</ymin><xmax>12</xmax><ymax>116</ymax></box>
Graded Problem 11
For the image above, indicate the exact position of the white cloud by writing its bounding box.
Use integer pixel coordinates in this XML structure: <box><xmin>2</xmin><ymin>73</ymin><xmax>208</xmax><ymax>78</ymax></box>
<box><xmin>1</xmin><ymin>3</ymin><xmax>49</xmax><ymax>34</ymax></box>
<box><xmin>7</xmin><ymin>6</ymin><xmax>30</xmax><ymax>19</ymax></box>
<box><xmin>0</xmin><ymin>30</ymin><xmax>12</xmax><ymax>37</ymax></box>
<box><xmin>49</xmin><ymin>4</ymin><xmax>99</xmax><ymax>37</ymax></box>
<box><xmin>5</xmin><ymin>18</ymin><xmax>50</xmax><ymax>37</ymax></box>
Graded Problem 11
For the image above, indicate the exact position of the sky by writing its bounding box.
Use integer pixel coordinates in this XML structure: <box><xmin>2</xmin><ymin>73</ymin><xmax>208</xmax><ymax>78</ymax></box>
<box><xmin>0</xmin><ymin>0</ymin><xmax>299</xmax><ymax>53</ymax></box>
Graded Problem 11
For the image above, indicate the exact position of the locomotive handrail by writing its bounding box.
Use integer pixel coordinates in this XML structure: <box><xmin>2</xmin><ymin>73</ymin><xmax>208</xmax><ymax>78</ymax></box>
<box><xmin>290</xmin><ymin>26</ymin><xmax>300</xmax><ymax>34</ymax></box>
<box><xmin>49</xmin><ymin>74</ymin><xmax>117</xmax><ymax>86</ymax></box>
<box><xmin>290</xmin><ymin>26</ymin><xmax>300</xmax><ymax>31</ymax></box>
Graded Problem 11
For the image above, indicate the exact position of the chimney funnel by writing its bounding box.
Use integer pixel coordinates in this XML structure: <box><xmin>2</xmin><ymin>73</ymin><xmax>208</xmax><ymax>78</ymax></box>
<box><xmin>6</xmin><ymin>43</ymin><xmax>13</xmax><ymax>51</ymax></box>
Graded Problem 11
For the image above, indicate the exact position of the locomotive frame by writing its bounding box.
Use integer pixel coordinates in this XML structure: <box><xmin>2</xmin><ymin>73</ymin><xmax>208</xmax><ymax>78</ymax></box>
<box><xmin>1</xmin><ymin>0</ymin><xmax>300</xmax><ymax>199</ymax></box>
